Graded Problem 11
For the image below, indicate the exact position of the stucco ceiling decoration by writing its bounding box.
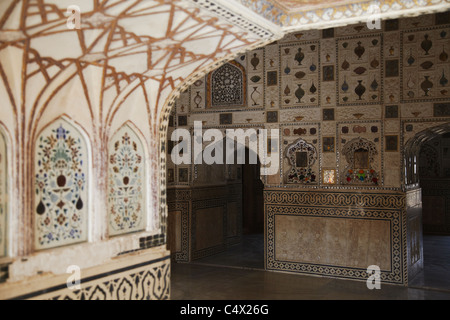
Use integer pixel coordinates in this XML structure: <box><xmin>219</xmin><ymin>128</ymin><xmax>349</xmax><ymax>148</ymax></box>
<box><xmin>238</xmin><ymin>0</ymin><xmax>450</xmax><ymax>30</ymax></box>
<box><xmin>0</xmin><ymin>0</ymin><xmax>282</xmax><ymax>133</ymax></box>
<box><xmin>0</xmin><ymin>0</ymin><xmax>283</xmax><ymax>258</ymax></box>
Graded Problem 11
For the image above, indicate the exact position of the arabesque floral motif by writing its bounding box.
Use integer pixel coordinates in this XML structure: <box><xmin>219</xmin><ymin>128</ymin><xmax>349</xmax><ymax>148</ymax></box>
<box><xmin>34</xmin><ymin>120</ymin><xmax>88</xmax><ymax>249</ymax></box>
<box><xmin>108</xmin><ymin>125</ymin><xmax>146</xmax><ymax>236</ymax></box>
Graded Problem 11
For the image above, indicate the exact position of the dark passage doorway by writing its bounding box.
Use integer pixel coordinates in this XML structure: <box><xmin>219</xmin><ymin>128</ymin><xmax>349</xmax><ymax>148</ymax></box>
<box><xmin>242</xmin><ymin>147</ymin><xmax>264</xmax><ymax>235</ymax></box>
<box><xmin>189</xmin><ymin>145</ymin><xmax>265</xmax><ymax>270</ymax></box>
<box><xmin>408</xmin><ymin>127</ymin><xmax>450</xmax><ymax>292</ymax></box>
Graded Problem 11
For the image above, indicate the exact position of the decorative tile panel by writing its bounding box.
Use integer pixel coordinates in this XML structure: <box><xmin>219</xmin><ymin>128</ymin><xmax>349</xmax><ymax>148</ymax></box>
<box><xmin>279</xmin><ymin>41</ymin><xmax>320</xmax><ymax>109</ymax></box>
<box><xmin>247</xmin><ymin>48</ymin><xmax>264</xmax><ymax>108</ymax></box>
<box><xmin>108</xmin><ymin>125</ymin><xmax>146</xmax><ymax>236</ymax></box>
<box><xmin>401</xmin><ymin>25</ymin><xmax>450</xmax><ymax>102</ymax></box>
<box><xmin>34</xmin><ymin>119</ymin><xmax>89</xmax><ymax>250</ymax></box>
<box><xmin>337</xmin><ymin>34</ymin><xmax>382</xmax><ymax>106</ymax></box>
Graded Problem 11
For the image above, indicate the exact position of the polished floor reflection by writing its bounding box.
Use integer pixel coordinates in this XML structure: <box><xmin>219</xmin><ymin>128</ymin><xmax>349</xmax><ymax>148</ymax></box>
<box><xmin>171</xmin><ymin>234</ymin><xmax>450</xmax><ymax>300</ymax></box>
<box><xmin>409</xmin><ymin>235</ymin><xmax>450</xmax><ymax>291</ymax></box>
<box><xmin>188</xmin><ymin>233</ymin><xmax>265</xmax><ymax>270</ymax></box>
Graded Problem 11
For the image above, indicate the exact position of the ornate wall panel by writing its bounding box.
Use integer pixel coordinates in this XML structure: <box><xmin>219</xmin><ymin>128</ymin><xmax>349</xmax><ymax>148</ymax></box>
<box><xmin>284</xmin><ymin>138</ymin><xmax>318</xmax><ymax>184</ymax></box>
<box><xmin>265</xmin><ymin>189</ymin><xmax>407</xmax><ymax>285</ymax></box>
<box><xmin>340</xmin><ymin>137</ymin><xmax>379</xmax><ymax>185</ymax></box>
<box><xmin>279</xmin><ymin>41</ymin><xmax>320</xmax><ymax>109</ymax></box>
<box><xmin>401</xmin><ymin>25</ymin><xmax>450</xmax><ymax>102</ymax></box>
<box><xmin>337</xmin><ymin>34</ymin><xmax>382</xmax><ymax>106</ymax></box>
<box><xmin>34</xmin><ymin>119</ymin><xmax>89</xmax><ymax>250</ymax></box>
<box><xmin>108</xmin><ymin>125</ymin><xmax>146</xmax><ymax>236</ymax></box>
<box><xmin>207</xmin><ymin>61</ymin><xmax>247</xmax><ymax>108</ymax></box>
<box><xmin>0</xmin><ymin>131</ymin><xmax>6</xmax><ymax>257</ymax></box>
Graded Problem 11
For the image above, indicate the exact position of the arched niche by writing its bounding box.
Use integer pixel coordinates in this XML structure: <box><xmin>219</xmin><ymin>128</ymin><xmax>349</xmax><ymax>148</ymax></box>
<box><xmin>341</xmin><ymin>137</ymin><xmax>379</xmax><ymax>185</ymax></box>
<box><xmin>107</xmin><ymin>123</ymin><xmax>148</xmax><ymax>236</ymax></box>
<box><xmin>34</xmin><ymin>117</ymin><xmax>90</xmax><ymax>250</ymax></box>
<box><xmin>285</xmin><ymin>138</ymin><xmax>318</xmax><ymax>184</ymax></box>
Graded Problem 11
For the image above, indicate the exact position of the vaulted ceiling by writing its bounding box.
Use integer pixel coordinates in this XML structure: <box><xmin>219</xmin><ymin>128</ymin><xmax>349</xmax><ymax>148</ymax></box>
<box><xmin>238</xmin><ymin>0</ymin><xmax>450</xmax><ymax>30</ymax></box>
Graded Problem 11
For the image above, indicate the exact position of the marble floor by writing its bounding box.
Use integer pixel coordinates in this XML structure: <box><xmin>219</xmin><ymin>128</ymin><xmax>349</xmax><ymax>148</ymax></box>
<box><xmin>170</xmin><ymin>234</ymin><xmax>450</xmax><ymax>300</ymax></box>
<box><xmin>409</xmin><ymin>235</ymin><xmax>450</xmax><ymax>292</ymax></box>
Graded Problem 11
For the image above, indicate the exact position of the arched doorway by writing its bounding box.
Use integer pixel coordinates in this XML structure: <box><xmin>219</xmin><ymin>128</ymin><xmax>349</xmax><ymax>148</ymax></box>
<box><xmin>405</xmin><ymin>122</ymin><xmax>450</xmax><ymax>291</ymax></box>
<box><xmin>166</xmin><ymin>132</ymin><xmax>265</xmax><ymax>270</ymax></box>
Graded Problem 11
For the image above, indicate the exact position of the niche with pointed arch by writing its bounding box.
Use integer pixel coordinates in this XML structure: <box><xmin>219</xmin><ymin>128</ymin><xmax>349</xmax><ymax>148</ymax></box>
<box><xmin>34</xmin><ymin>118</ymin><xmax>89</xmax><ymax>250</ymax></box>
<box><xmin>108</xmin><ymin>124</ymin><xmax>147</xmax><ymax>236</ymax></box>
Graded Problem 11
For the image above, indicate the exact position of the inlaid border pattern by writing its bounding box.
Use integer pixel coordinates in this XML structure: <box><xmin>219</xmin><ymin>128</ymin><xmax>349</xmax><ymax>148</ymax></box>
<box><xmin>167</xmin><ymin>200</ymin><xmax>190</xmax><ymax>262</ymax></box>
<box><xmin>10</xmin><ymin>256</ymin><xmax>170</xmax><ymax>300</ymax></box>
<box><xmin>265</xmin><ymin>189</ymin><xmax>407</xmax><ymax>285</ymax></box>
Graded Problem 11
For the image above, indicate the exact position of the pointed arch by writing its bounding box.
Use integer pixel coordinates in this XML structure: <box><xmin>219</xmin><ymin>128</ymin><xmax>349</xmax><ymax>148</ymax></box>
<box><xmin>107</xmin><ymin>122</ymin><xmax>147</xmax><ymax>236</ymax></box>
<box><xmin>33</xmin><ymin>116</ymin><xmax>90</xmax><ymax>250</ymax></box>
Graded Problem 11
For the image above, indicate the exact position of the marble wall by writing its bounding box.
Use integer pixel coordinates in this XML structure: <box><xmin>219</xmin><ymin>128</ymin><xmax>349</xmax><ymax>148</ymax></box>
<box><xmin>168</xmin><ymin>11</ymin><xmax>450</xmax><ymax>284</ymax></box>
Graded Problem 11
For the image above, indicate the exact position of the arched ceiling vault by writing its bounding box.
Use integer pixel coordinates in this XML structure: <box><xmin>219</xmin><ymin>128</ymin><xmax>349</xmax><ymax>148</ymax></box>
<box><xmin>405</xmin><ymin>122</ymin><xmax>450</xmax><ymax>153</ymax></box>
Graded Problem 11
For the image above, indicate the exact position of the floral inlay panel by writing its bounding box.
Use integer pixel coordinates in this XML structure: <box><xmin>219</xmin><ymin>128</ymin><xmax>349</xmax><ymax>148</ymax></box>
<box><xmin>34</xmin><ymin>119</ymin><xmax>89</xmax><ymax>250</ymax></box>
<box><xmin>341</xmin><ymin>137</ymin><xmax>379</xmax><ymax>185</ymax></box>
<box><xmin>108</xmin><ymin>125</ymin><xmax>146</xmax><ymax>236</ymax></box>
<box><xmin>0</xmin><ymin>132</ymin><xmax>6</xmax><ymax>257</ymax></box>
<box><xmin>207</xmin><ymin>61</ymin><xmax>246</xmax><ymax>108</ymax></box>
<box><xmin>285</xmin><ymin>138</ymin><xmax>317</xmax><ymax>184</ymax></box>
